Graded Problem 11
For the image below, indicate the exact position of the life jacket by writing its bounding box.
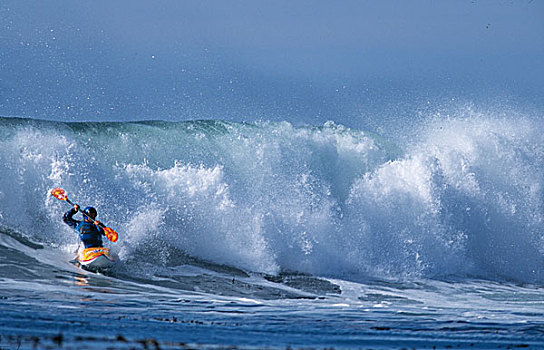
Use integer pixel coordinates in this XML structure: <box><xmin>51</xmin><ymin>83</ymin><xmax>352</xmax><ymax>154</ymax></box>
<box><xmin>76</xmin><ymin>221</ymin><xmax>104</xmax><ymax>248</ymax></box>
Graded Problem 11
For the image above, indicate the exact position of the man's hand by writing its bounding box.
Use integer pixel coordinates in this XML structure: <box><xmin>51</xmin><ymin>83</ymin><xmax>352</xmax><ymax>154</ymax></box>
<box><xmin>73</xmin><ymin>204</ymin><xmax>80</xmax><ymax>211</ymax></box>
<box><xmin>94</xmin><ymin>220</ymin><xmax>101</xmax><ymax>226</ymax></box>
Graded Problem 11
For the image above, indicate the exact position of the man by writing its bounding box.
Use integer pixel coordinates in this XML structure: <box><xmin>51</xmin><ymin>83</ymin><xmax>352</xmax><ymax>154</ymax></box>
<box><xmin>63</xmin><ymin>205</ymin><xmax>105</xmax><ymax>248</ymax></box>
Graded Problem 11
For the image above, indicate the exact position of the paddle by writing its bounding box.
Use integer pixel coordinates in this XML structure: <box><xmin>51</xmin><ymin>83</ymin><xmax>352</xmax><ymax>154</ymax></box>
<box><xmin>50</xmin><ymin>187</ymin><xmax>119</xmax><ymax>243</ymax></box>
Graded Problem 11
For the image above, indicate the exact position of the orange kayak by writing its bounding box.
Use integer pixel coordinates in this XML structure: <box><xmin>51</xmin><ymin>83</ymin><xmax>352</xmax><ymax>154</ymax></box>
<box><xmin>77</xmin><ymin>247</ymin><xmax>115</xmax><ymax>271</ymax></box>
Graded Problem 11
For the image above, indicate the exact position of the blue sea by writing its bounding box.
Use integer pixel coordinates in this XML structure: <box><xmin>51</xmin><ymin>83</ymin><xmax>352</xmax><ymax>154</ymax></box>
<box><xmin>1</xmin><ymin>115</ymin><xmax>544</xmax><ymax>349</ymax></box>
<box><xmin>2</xmin><ymin>1</ymin><xmax>544</xmax><ymax>348</ymax></box>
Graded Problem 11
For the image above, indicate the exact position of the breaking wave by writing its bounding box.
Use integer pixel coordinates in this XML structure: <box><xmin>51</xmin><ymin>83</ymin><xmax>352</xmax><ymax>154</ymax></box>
<box><xmin>1</xmin><ymin>112</ymin><xmax>543</xmax><ymax>283</ymax></box>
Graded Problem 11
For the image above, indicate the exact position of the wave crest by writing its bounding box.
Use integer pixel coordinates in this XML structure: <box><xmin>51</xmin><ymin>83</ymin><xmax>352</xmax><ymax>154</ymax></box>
<box><xmin>1</xmin><ymin>116</ymin><xmax>543</xmax><ymax>283</ymax></box>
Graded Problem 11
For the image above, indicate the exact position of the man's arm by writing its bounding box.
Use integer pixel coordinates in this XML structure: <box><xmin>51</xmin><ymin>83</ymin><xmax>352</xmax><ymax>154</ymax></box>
<box><xmin>63</xmin><ymin>206</ymin><xmax>80</xmax><ymax>229</ymax></box>
<box><xmin>95</xmin><ymin>222</ymin><xmax>105</xmax><ymax>236</ymax></box>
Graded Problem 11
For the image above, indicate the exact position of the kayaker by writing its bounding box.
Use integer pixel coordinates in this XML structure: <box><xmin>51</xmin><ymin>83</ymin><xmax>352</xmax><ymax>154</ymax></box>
<box><xmin>63</xmin><ymin>205</ymin><xmax>105</xmax><ymax>248</ymax></box>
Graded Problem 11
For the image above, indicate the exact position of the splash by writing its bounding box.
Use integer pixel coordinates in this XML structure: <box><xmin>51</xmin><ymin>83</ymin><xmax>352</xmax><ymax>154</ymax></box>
<box><xmin>1</xmin><ymin>114</ymin><xmax>543</xmax><ymax>282</ymax></box>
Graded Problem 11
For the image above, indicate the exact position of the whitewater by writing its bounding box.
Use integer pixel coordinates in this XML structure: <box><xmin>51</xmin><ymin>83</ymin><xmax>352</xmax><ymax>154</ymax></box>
<box><xmin>1</xmin><ymin>112</ymin><xmax>544</xmax><ymax>349</ymax></box>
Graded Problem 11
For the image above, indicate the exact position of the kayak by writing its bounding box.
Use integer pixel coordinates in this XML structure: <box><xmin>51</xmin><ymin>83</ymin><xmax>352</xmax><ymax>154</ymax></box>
<box><xmin>76</xmin><ymin>247</ymin><xmax>115</xmax><ymax>272</ymax></box>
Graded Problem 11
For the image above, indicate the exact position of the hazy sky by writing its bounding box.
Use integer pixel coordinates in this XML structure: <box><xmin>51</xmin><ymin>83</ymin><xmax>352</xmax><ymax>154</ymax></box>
<box><xmin>1</xmin><ymin>1</ymin><xmax>543</xmax><ymax>126</ymax></box>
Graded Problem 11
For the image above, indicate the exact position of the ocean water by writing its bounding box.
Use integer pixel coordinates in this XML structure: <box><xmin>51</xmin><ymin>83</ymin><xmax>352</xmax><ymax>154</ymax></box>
<box><xmin>1</xmin><ymin>114</ymin><xmax>544</xmax><ymax>349</ymax></box>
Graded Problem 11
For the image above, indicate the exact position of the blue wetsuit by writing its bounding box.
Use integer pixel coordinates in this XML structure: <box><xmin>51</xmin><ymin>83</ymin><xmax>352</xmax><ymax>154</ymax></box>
<box><xmin>63</xmin><ymin>208</ymin><xmax>105</xmax><ymax>248</ymax></box>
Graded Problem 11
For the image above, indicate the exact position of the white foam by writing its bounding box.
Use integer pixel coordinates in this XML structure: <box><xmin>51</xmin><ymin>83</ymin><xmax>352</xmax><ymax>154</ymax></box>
<box><xmin>1</xmin><ymin>117</ymin><xmax>543</xmax><ymax>283</ymax></box>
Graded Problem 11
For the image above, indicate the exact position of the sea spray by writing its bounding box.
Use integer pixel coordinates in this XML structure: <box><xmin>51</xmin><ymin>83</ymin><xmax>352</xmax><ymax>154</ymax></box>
<box><xmin>345</xmin><ymin>114</ymin><xmax>544</xmax><ymax>281</ymax></box>
<box><xmin>1</xmin><ymin>115</ymin><xmax>543</xmax><ymax>283</ymax></box>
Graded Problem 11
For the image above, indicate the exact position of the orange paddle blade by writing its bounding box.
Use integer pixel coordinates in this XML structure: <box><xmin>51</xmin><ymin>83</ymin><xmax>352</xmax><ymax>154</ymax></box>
<box><xmin>51</xmin><ymin>187</ymin><xmax>68</xmax><ymax>201</ymax></box>
<box><xmin>103</xmin><ymin>227</ymin><xmax>118</xmax><ymax>243</ymax></box>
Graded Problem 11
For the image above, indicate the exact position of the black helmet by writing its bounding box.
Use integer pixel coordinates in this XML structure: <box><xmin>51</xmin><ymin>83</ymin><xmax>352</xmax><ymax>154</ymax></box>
<box><xmin>84</xmin><ymin>206</ymin><xmax>97</xmax><ymax>219</ymax></box>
